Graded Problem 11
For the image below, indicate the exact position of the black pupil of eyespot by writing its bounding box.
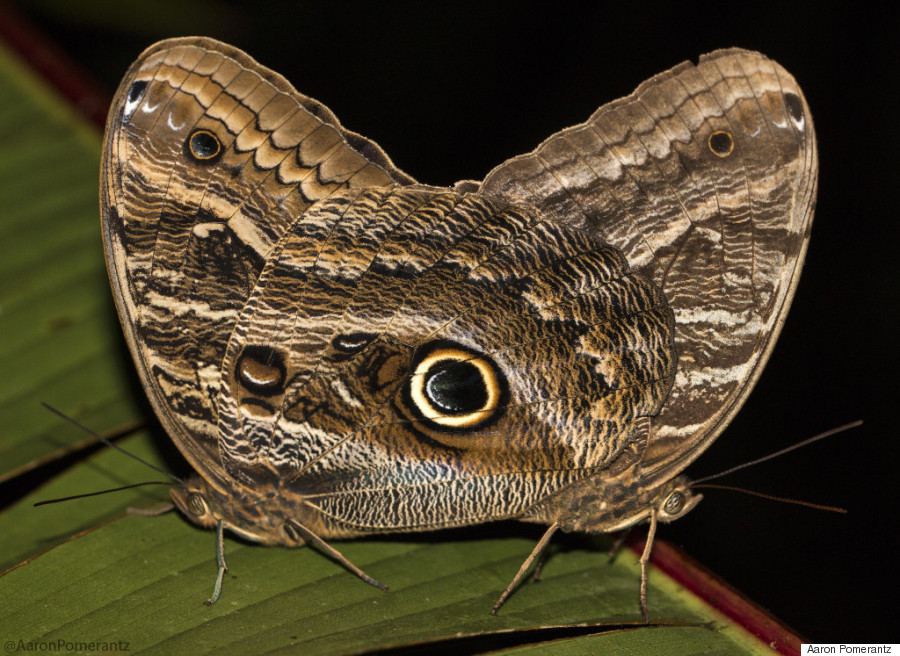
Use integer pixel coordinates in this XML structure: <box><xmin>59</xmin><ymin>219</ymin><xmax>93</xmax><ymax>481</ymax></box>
<box><xmin>424</xmin><ymin>360</ymin><xmax>487</xmax><ymax>415</ymax></box>
<box><xmin>709</xmin><ymin>131</ymin><xmax>732</xmax><ymax>154</ymax></box>
<box><xmin>191</xmin><ymin>131</ymin><xmax>219</xmax><ymax>158</ymax></box>
<box><xmin>127</xmin><ymin>81</ymin><xmax>146</xmax><ymax>103</ymax></box>
<box><xmin>785</xmin><ymin>93</ymin><xmax>803</xmax><ymax>123</ymax></box>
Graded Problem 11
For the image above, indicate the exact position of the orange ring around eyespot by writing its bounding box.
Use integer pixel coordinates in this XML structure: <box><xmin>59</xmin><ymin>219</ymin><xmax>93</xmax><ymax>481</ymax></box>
<box><xmin>409</xmin><ymin>348</ymin><xmax>501</xmax><ymax>428</ymax></box>
<box><xmin>188</xmin><ymin>129</ymin><xmax>222</xmax><ymax>160</ymax></box>
<box><xmin>707</xmin><ymin>130</ymin><xmax>734</xmax><ymax>158</ymax></box>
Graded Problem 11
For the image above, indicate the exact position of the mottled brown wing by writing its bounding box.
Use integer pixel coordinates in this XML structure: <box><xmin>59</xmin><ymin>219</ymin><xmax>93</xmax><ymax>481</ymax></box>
<box><xmin>479</xmin><ymin>48</ymin><xmax>817</xmax><ymax>489</ymax></box>
<box><xmin>100</xmin><ymin>37</ymin><xmax>414</xmax><ymax>483</ymax></box>
<box><xmin>212</xmin><ymin>186</ymin><xmax>676</xmax><ymax>537</ymax></box>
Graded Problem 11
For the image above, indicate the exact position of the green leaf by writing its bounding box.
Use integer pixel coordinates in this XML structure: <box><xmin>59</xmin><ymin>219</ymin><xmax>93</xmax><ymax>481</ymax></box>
<box><xmin>0</xmin><ymin>42</ymin><xmax>141</xmax><ymax>485</ymax></box>
<box><xmin>2</xmin><ymin>431</ymin><xmax>765</xmax><ymax>654</ymax></box>
<box><xmin>0</xmin><ymin>38</ymin><xmax>774</xmax><ymax>654</ymax></box>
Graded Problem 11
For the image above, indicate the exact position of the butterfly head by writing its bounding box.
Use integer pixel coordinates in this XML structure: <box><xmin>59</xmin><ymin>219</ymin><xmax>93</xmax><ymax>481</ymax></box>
<box><xmin>169</xmin><ymin>480</ymin><xmax>217</xmax><ymax>530</ymax></box>
<box><xmin>170</xmin><ymin>476</ymin><xmax>301</xmax><ymax>545</ymax></box>
<box><xmin>653</xmin><ymin>478</ymin><xmax>702</xmax><ymax>525</ymax></box>
<box><xmin>607</xmin><ymin>475</ymin><xmax>702</xmax><ymax>529</ymax></box>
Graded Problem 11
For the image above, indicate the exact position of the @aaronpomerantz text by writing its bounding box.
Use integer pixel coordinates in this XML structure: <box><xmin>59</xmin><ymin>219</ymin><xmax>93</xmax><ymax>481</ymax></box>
<box><xmin>5</xmin><ymin>639</ymin><xmax>129</xmax><ymax>652</ymax></box>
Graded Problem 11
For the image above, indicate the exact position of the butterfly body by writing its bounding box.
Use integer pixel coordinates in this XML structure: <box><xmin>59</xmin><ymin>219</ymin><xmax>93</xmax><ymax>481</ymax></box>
<box><xmin>101</xmin><ymin>38</ymin><xmax>816</xmax><ymax>609</ymax></box>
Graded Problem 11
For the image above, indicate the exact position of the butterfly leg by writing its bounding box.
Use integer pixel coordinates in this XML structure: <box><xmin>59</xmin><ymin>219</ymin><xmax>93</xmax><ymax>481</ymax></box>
<box><xmin>606</xmin><ymin>528</ymin><xmax>632</xmax><ymax>562</ymax></box>
<box><xmin>530</xmin><ymin>545</ymin><xmax>551</xmax><ymax>582</ymax></box>
<box><xmin>639</xmin><ymin>510</ymin><xmax>658</xmax><ymax>623</ymax></box>
<box><xmin>204</xmin><ymin>519</ymin><xmax>228</xmax><ymax>605</ymax></box>
<box><xmin>491</xmin><ymin>521</ymin><xmax>560</xmax><ymax>615</ymax></box>
<box><xmin>286</xmin><ymin>519</ymin><xmax>388</xmax><ymax>591</ymax></box>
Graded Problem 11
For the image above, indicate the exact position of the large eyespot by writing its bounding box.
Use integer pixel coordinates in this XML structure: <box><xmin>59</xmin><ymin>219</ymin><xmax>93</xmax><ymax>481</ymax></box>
<box><xmin>186</xmin><ymin>129</ymin><xmax>223</xmax><ymax>163</ymax></box>
<box><xmin>404</xmin><ymin>342</ymin><xmax>506</xmax><ymax>432</ymax></box>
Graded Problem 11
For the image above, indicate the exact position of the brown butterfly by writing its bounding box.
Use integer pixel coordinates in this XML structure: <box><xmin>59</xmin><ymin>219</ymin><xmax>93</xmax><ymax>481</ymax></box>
<box><xmin>99</xmin><ymin>37</ymin><xmax>817</xmax><ymax>618</ymax></box>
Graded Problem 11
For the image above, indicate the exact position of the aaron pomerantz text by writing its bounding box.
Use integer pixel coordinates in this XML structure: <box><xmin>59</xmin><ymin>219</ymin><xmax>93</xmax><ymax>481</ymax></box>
<box><xmin>5</xmin><ymin>639</ymin><xmax>130</xmax><ymax>653</ymax></box>
<box><xmin>803</xmin><ymin>647</ymin><xmax>893</xmax><ymax>654</ymax></box>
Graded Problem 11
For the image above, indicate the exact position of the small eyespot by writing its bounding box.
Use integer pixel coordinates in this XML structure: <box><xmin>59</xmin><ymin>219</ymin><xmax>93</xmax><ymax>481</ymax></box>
<box><xmin>186</xmin><ymin>129</ymin><xmax>223</xmax><ymax>162</ymax></box>
<box><xmin>127</xmin><ymin>81</ymin><xmax>146</xmax><ymax>104</ymax></box>
<box><xmin>784</xmin><ymin>93</ymin><xmax>805</xmax><ymax>130</ymax></box>
<box><xmin>405</xmin><ymin>342</ymin><xmax>505</xmax><ymax>431</ymax></box>
<box><xmin>332</xmin><ymin>332</ymin><xmax>378</xmax><ymax>355</ymax></box>
<box><xmin>123</xmin><ymin>80</ymin><xmax>147</xmax><ymax>120</ymax></box>
<box><xmin>708</xmin><ymin>130</ymin><xmax>734</xmax><ymax>158</ymax></box>
<box><xmin>186</xmin><ymin>492</ymin><xmax>209</xmax><ymax>517</ymax></box>
<box><xmin>236</xmin><ymin>345</ymin><xmax>286</xmax><ymax>397</ymax></box>
<box><xmin>663</xmin><ymin>490</ymin><xmax>685</xmax><ymax>515</ymax></box>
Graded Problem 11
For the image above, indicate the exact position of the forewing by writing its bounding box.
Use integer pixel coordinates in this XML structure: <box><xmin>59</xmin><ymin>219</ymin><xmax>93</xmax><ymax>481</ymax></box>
<box><xmin>480</xmin><ymin>48</ymin><xmax>817</xmax><ymax>484</ymax></box>
<box><xmin>100</xmin><ymin>37</ymin><xmax>413</xmax><ymax>481</ymax></box>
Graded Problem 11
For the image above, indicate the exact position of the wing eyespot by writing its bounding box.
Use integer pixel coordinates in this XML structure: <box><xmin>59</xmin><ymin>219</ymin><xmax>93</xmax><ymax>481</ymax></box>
<box><xmin>186</xmin><ymin>129</ymin><xmax>223</xmax><ymax>163</ymax></box>
<box><xmin>784</xmin><ymin>92</ymin><xmax>806</xmax><ymax>130</ymax></box>
<box><xmin>123</xmin><ymin>80</ymin><xmax>147</xmax><ymax>120</ymax></box>
<box><xmin>403</xmin><ymin>342</ymin><xmax>506</xmax><ymax>432</ymax></box>
<box><xmin>332</xmin><ymin>332</ymin><xmax>378</xmax><ymax>356</ymax></box>
<box><xmin>236</xmin><ymin>345</ymin><xmax>286</xmax><ymax>397</ymax></box>
<box><xmin>708</xmin><ymin>130</ymin><xmax>734</xmax><ymax>158</ymax></box>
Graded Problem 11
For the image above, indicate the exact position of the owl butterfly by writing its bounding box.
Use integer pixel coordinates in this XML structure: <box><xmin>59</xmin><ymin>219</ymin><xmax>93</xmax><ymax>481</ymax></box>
<box><xmin>100</xmin><ymin>37</ymin><xmax>816</xmax><ymax>618</ymax></box>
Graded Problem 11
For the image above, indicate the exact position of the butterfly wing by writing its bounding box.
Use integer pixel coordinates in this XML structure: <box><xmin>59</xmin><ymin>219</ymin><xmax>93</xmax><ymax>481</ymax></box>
<box><xmin>103</xmin><ymin>41</ymin><xmax>816</xmax><ymax>544</ymax></box>
<box><xmin>479</xmin><ymin>49</ymin><xmax>817</xmax><ymax>489</ymax></box>
<box><xmin>100</xmin><ymin>37</ymin><xmax>413</xmax><ymax>482</ymax></box>
<box><xmin>214</xmin><ymin>186</ymin><xmax>676</xmax><ymax>538</ymax></box>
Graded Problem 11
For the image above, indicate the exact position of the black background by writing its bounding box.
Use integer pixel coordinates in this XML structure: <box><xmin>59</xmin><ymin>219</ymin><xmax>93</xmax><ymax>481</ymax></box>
<box><xmin>10</xmin><ymin>0</ymin><xmax>896</xmax><ymax>644</ymax></box>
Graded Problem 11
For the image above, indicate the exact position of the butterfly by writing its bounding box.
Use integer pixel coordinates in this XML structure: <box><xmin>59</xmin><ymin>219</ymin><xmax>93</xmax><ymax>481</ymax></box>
<box><xmin>99</xmin><ymin>37</ymin><xmax>817</xmax><ymax>618</ymax></box>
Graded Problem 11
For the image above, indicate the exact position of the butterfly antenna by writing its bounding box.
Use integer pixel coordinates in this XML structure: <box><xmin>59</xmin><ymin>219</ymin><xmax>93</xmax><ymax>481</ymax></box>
<box><xmin>690</xmin><ymin>483</ymin><xmax>847</xmax><ymax>513</ymax></box>
<box><xmin>40</xmin><ymin>402</ymin><xmax>183</xmax><ymax>484</ymax></box>
<box><xmin>692</xmin><ymin>420</ymin><xmax>862</xmax><ymax>485</ymax></box>
<box><xmin>34</xmin><ymin>481</ymin><xmax>174</xmax><ymax>507</ymax></box>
